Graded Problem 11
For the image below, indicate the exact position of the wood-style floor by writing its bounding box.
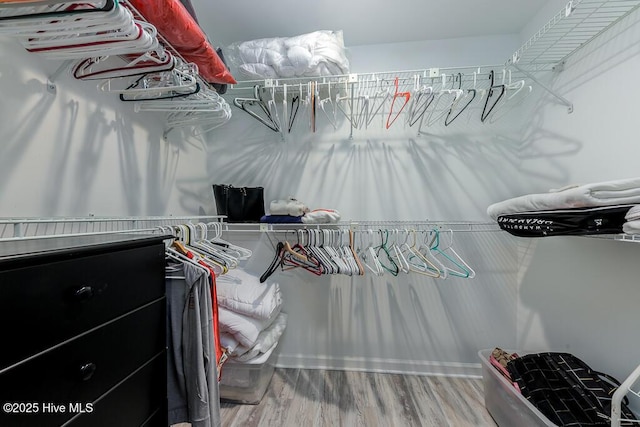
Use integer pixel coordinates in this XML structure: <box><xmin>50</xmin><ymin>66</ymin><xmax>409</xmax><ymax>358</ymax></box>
<box><xmin>220</xmin><ymin>368</ymin><xmax>497</xmax><ymax>427</ymax></box>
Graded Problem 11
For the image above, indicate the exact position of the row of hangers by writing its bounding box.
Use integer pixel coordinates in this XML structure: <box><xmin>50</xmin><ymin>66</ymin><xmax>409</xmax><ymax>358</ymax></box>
<box><xmin>233</xmin><ymin>69</ymin><xmax>532</xmax><ymax>139</ymax></box>
<box><xmin>0</xmin><ymin>0</ymin><xmax>231</xmax><ymax>135</ymax></box>
<box><xmin>160</xmin><ymin>222</ymin><xmax>252</xmax><ymax>280</ymax></box>
<box><xmin>260</xmin><ymin>228</ymin><xmax>475</xmax><ymax>282</ymax></box>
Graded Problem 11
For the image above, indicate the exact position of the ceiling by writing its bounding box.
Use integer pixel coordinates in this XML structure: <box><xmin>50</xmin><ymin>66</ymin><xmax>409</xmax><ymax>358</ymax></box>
<box><xmin>191</xmin><ymin>0</ymin><xmax>548</xmax><ymax>48</ymax></box>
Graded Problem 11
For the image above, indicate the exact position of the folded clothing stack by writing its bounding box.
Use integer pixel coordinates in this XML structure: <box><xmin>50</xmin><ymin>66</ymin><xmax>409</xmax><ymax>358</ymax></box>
<box><xmin>216</xmin><ymin>268</ymin><xmax>287</xmax><ymax>363</ymax></box>
<box><xmin>623</xmin><ymin>205</ymin><xmax>640</xmax><ymax>234</ymax></box>
<box><xmin>261</xmin><ymin>197</ymin><xmax>341</xmax><ymax>224</ymax></box>
<box><xmin>487</xmin><ymin>178</ymin><xmax>640</xmax><ymax>237</ymax></box>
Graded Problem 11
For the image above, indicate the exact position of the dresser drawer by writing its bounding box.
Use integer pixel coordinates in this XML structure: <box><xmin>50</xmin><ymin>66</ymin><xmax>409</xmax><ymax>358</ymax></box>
<box><xmin>0</xmin><ymin>243</ymin><xmax>165</xmax><ymax>369</ymax></box>
<box><xmin>65</xmin><ymin>353</ymin><xmax>167</xmax><ymax>427</ymax></box>
<box><xmin>0</xmin><ymin>300</ymin><xmax>166</xmax><ymax>427</ymax></box>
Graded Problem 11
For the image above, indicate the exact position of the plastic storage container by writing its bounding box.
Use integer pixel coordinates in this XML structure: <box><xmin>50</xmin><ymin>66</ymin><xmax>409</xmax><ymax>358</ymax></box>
<box><xmin>219</xmin><ymin>343</ymin><xmax>279</xmax><ymax>404</ymax></box>
<box><xmin>478</xmin><ymin>349</ymin><xmax>556</xmax><ymax>427</ymax></box>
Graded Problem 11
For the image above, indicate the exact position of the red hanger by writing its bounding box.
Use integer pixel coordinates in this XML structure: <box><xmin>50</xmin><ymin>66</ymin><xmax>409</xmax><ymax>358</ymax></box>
<box><xmin>386</xmin><ymin>77</ymin><xmax>411</xmax><ymax>129</ymax></box>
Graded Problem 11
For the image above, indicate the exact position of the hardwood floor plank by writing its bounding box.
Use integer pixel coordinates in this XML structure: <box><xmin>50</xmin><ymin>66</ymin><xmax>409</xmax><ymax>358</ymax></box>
<box><xmin>281</xmin><ymin>369</ymin><xmax>324</xmax><ymax>427</ymax></box>
<box><xmin>428</xmin><ymin>376</ymin><xmax>496</xmax><ymax>427</ymax></box>
<box><xmin>315</xmin><ymin>369</ymin><xmax>343</xmax><ymax>426</ymax></box>
<box><xmin>401</xmin><ymin>374</ymin><xmax>450</xmax><ymax>426</ymax></box>
<box><xmin>219</xmin><ymin>368</ymin><xmax>496</xmax><ymax>427</ymax></box>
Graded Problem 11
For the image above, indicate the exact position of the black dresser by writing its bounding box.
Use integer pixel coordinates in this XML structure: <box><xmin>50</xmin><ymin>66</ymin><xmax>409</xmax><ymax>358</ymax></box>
<box><xmin>0</xmin><ymin>234</ymin><xmax>169</xmax><ymax>427</ymax></box>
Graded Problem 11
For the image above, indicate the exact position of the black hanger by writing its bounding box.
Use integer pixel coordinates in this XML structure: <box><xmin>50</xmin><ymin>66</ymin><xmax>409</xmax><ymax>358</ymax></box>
<box><xmin>445</xmin><ymin>73</ymin><xmax>477</xmax><ymax>126</ymax></box>
<box><xmin>481</xmin><ymin>70</ymin><xmax>506</xmax><ymax>123</ymax></box>
<box><xmin>234</xmin><ymin>86</ymin><xmax>280</xmax><ymax>132</ymax></box>
<box><xmin>260</xmin><ymin>242</ymin><xmax>285</xmax><ymax>283</ymax></box>
<box><xmin>288</xmin><ymin>95</ymin><xmax>300</xmax><ymax>133</ymax></box>
<box><xmin>119</xmin><ymin>73</ymin><xmax>201</xmax><ymax>101</ymax></box>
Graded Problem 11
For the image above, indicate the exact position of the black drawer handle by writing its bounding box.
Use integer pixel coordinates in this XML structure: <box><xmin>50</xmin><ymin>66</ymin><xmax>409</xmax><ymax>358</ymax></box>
<box><xmin>73</xmin><ymin>286</ymin><xmax>94</xmax><ymax>302</ymax></box>
<box><xmin>79</xmin><ymin>363</ymin><xmax>97</xmax><ymax>381</ymax></box>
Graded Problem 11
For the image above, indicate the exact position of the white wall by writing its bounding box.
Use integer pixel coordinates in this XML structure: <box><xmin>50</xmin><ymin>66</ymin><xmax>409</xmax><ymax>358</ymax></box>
<box><xmin>511</xmin><ymin>5</ymin><xmax>640</xmax><ymax>392</ymax></box>
<box><xmin>7</xmin><ymin>0</ymin><xmax>638</xmax><ymax>391</ymax></box>
<box><xmin>206</xmin><ymin>34</ymin><xmax>526</xmax><ymax>376</ymax></box>
<box><xmin>348</xmin><ymin>34</ymin><xmax>521</xmax><ymax>72</ymax></box>
<box><xmin>0</xmin><ymin>37</ymin><xmax>215</xmax><ymax>218</ymax></box>
<box><xmin>0</xmin><ymin>29</ymin><xmax>525</xmax><ymax>377</ymax></box>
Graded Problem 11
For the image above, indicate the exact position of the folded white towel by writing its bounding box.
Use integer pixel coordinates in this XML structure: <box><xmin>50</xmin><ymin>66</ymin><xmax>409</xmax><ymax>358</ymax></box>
<box><xmin>270</xmin><ymin>197</ymin><xmax>310</xmax><ymax>216</ymax></box>
<box><xmin>216</xmin><ymin>269</ymin><xmax>282</xmax><ymax>322</ymax></box>
<box><xmin>625</xmin><ymin>205</ymin><xmax>640</xmax><ymax>221</ymax></box>
<box><xmin>301</xmin><ymin>209</ymin><xmax>341</xmax><ymax>224</ymax></box>
<box><xmin>232</xmin><ymin>312</ymin><xmax>288</xmax><ymax>362</ymax></box>
<box><xmin>487</xmin><ymin>177</ymin><xmax>640</xmax><ymax>220</ymax></box>
<box><xmin>623</xmin><ymin>220</ymin><xmax>640</xmax><ymax>234</ymax></box>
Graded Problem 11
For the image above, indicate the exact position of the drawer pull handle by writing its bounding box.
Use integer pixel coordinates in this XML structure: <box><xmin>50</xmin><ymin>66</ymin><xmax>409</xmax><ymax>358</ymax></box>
<box><xmin>73</xmin><ymin>286</ymin><xmax>94</xmax><ymax>302</ymax></box>
<box><xmin>79</xmin><ymin>363</ymin><xmax>97</xmax><ymax>381</ymax></box>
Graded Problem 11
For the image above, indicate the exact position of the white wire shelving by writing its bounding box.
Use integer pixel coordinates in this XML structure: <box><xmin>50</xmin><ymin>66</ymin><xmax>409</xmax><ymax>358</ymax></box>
<box><xmin>509</xmin><ymin>0</ymin><xmax>640</xmax><ymax>70</ymax></box>
<box><xmin>504</xmin><ymin>0</ymin><xmax>640</xmax><ymax>113</ymax></box>
<box><xmin>0</xmin><ymin>215</ymin><xmax>225</xmax><ymax>241</ymax></box>
<box><xmin>222</xmin><ymin>221</ymin><xmax>502</xmax><ymax>234</ymax></box>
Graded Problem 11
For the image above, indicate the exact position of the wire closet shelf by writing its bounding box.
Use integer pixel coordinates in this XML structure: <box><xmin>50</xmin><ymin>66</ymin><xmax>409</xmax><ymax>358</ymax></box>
<box><xmin>0</xmin><ymin>215</ymin><xmax>225</xmax><ymax>241</ymax></box>
<box><xmin>508</xmin><ymin>0</ymin><xmax>640</xmax><ymax>70</ymax></box>
<box><xmin>222</xmin><ymin>221</ymin><xmax>502</xmax><ymax>234</ymax></box>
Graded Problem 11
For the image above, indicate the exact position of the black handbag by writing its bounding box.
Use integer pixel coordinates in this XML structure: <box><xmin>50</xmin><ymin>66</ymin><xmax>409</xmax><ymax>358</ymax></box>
<box><xmin>507</xmin><ymin>352</ymin><xmax>637</xmax><ymax>426</ymax></box>
<box><xmin>212</xmin><ymin>185</ymin><xmax>265</xmax><ymax>223</ymax></box>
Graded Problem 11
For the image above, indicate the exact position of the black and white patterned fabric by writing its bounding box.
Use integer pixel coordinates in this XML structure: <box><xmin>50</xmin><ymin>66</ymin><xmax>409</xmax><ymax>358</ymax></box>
<box><xmin>497</xmin><ymin>205</ymin><xmax>633</xmax><ymax>237</ymax></box>
<box><xmin>507</xmin><ymin>352</ymin><xmax>638</xmax><ymax>426</ymax></box>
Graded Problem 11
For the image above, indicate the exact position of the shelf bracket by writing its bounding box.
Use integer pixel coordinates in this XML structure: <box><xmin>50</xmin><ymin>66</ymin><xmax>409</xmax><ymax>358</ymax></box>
<box><xmin>511</xmin><ymin>63</ymin><xmax>574</xmax><ymax>114</ymax></box>
<box><xmin>46</xmin><ymin>60</ymin><xmax>73</xmax><ymax>94</ymax></box>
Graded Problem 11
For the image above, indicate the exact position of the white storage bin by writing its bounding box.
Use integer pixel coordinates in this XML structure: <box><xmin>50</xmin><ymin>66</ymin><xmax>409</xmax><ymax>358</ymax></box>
<box><xmin>219</xmin><ymin>343</ymin><xmax>279</xmax><ymax>404</ymax></box>
<box><xmin>478</xmin><ymin>349</ymin><xmax>556</xmax><ymax>427</ymax></box>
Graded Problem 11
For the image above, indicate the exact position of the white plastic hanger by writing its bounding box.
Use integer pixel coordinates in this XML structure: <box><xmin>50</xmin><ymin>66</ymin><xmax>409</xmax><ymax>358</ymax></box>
<box><xmin>430</xmin><ymin>229</ymin><xmax>476</xmax><ymax>278</ymax></box>
<box><xmin>356</xmin><ymin>230</ymin><xmax>384</xmax><ymax>276</ymax></box>
<box><xmin>402</xmin><ymin>229</ymin><xmax>441</xmax><ymax>278</ymax></box>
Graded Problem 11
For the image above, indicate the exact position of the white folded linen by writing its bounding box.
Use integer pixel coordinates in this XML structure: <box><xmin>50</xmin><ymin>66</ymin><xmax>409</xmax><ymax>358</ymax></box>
<box><xmin>220</xmin><ymin>332</ymin><xmax>240</xmax><ymax>354</ymax></box>
<box><xmin>232</xmin><ymin>312</ymin><xmax>288</xmax><ymax>362</ymax></box>
<box><xmin>623</xmin><ymin>220</ymin><xmax>640</xmax><ymax>234</ymax></box>
<box><xmin>625</xmin><ymin>205</ymin><xmax>640</xmax><ymax>221</ymax></box>
<box><xmin>270</xmin><ymin>197</ymin><xmax>310</xmax><ymax>216</ymax></box>
<box><xmin>218</xmin><ymin>305</ymin><xmax>280</xmax><ymax>349</ymax></box>
<box><xmin>301</xmin><ymin>209</ymin><xmax>341</xmax><ymax>224</ymax></box>
<box><xmin>216</xmin><ymin>269</ymin><xmax>282</xmax><ymax>322</ymax></box>
<box><xmin>487</xmin><ymin>177</ymin><xmax>640</xmax><ymax>220</ymax></box>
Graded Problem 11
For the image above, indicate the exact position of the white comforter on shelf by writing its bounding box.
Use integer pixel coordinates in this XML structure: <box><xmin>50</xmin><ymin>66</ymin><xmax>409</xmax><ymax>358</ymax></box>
<box><xmin>234</xmin><ymin>30</ymin><xmax>349</xmax><ymax>79</ymax></box>
<box><xmin>487</xmin><ymin>177</ymin><xmax>640</xmax><ymax>220</ymax></box>
<box><xmin>216</xmin><ymin>269</ymin><xmax>282</xmax><ymax>322</ymax></box>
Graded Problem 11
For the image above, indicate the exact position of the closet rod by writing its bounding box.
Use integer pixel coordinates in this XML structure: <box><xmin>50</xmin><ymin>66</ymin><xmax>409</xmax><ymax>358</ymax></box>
<box><xmin>223</xmin><ymin>221</ymin><xmax>501</xmax><ymax>233</ymax></box>
<box><xmin>229</xmin><ymin>64</ymin><xmax>508</xmax><ymax>91</ymax></box>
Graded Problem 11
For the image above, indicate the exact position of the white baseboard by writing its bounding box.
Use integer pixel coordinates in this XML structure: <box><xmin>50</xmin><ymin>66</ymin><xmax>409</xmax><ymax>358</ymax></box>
<box><xmin>275</xmin><ymin>354</ymin><xmax>483</xmax><ymax>378</ymax></box>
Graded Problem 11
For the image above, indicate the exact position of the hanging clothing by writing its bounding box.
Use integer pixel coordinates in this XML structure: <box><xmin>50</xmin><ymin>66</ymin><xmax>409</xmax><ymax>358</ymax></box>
<box><xmin>166</xmin><ymin>261</ymin><xmax>221</xmax><ymax>427</ymax></box>
<box><xmin>197</xmin><ymin>259</ymin><xmax>225</xmax><ymax>378</ymax></box>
